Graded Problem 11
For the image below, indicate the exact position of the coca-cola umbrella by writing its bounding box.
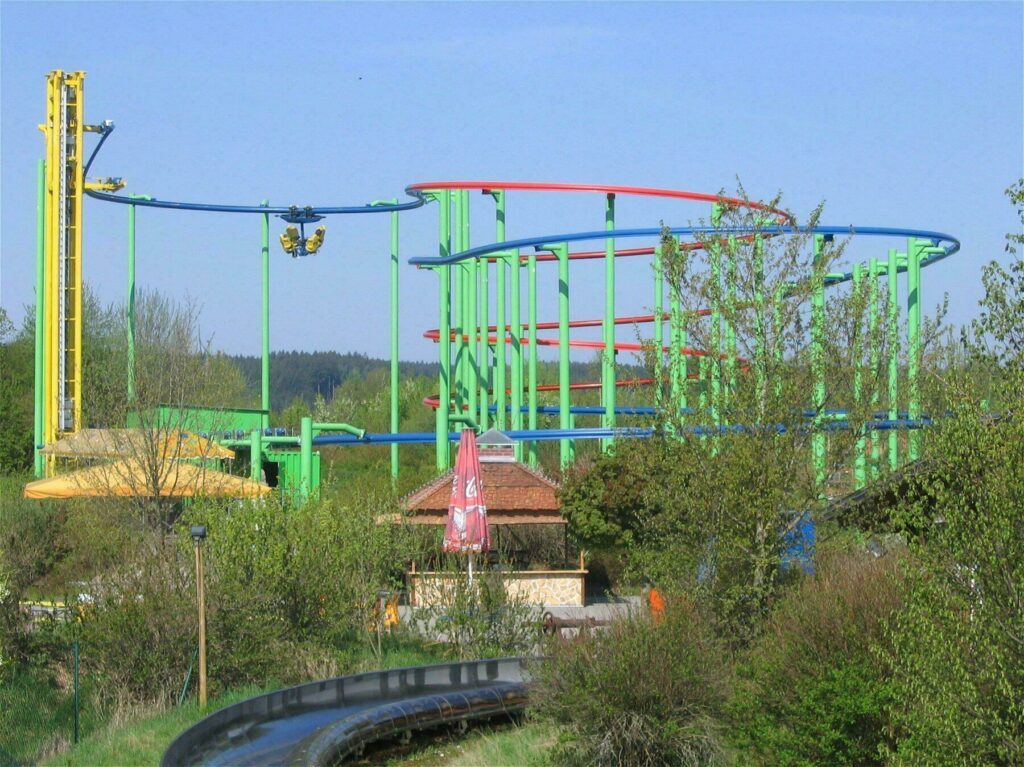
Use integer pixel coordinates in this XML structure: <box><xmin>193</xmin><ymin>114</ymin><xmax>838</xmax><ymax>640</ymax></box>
<box><xmin>443</xmin><ymin>429</ymin><xmax>491</xmax><ymax>584</ymax></box>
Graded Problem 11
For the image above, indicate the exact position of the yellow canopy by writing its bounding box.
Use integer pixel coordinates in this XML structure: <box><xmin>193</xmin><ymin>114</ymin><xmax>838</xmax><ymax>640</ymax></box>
<box><xmin>24</xmin><ymin>459</ymin><xmax>271</xmax><ymax>500</ymax></box>
<box><xmin>39</xmin><ymin>429</ymin><xmax>235</xmax><ymax>460</ymax></box>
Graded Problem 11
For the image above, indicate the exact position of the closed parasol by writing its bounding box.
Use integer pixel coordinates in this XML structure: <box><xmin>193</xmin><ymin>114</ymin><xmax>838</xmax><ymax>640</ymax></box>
<box><xmin>443</xmin><ymin>429</ymin><xmax>490</xmax><ymax>583</ymax></box>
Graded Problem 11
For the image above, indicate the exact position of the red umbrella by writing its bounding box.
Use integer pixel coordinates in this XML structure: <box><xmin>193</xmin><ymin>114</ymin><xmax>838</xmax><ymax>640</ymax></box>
<box><xmin>443</xmin><ymin>429</ymin><xmax>490</xmax><ymax>582</ymax></box>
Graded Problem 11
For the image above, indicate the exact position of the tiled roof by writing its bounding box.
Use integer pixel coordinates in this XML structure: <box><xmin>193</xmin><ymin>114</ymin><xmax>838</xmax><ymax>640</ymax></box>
<box><xmin>401</xmin><ymin>461</ymin><xmax>562</xmax><ymax>522</ymax></box>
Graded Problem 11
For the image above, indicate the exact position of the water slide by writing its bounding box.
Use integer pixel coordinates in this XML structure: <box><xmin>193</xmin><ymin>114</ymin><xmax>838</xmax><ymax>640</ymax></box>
<box><xmin>161</xmin><ymin>658</ymin><xmax>529</xmax><ymax>767</ymax></box>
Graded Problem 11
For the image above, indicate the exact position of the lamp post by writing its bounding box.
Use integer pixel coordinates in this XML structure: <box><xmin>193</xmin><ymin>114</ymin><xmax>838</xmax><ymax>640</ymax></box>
<box><xmin>191</xmin><ymin>525</ymin><xmax>208</xmax><ymax>708</ymax></box>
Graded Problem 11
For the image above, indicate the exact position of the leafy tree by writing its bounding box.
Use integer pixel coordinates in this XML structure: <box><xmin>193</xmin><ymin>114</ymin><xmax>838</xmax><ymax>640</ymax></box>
<box><xmin>0</xmin><ymin>307</ymin><xmax>33</xmax><ymax>473</ymax></box>
<box><xmin>883</xmin><ymin>180</ymin><xmax>1024</xmax><ymax>765</ymax></box>
<box><xmin>562</xmin><ymin>187</ymin><xmax>883</xmax><ymax>639</ymax></box>
<box><xmin>74</xmin><ymin>290</ymin><xmax>255</xmax><ymax>527</ymax></box>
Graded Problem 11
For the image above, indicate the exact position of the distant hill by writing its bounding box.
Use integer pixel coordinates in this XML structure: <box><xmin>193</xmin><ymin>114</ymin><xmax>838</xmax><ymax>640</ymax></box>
<box><xmin>229</xmin><ymin>351</ymin><xmax>435</xmax><ymax>410</ymax></box>
<box><xmin>229</xmin><ymin>350</ymin><xmax>648</xmax><ymax>412</ymax></box>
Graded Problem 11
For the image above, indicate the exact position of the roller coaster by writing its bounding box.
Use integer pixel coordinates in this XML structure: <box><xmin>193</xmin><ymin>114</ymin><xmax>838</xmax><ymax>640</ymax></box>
<box><xmin>33</xmin><ymin>70</ymin><xmax>960</xmax><ymax>496</ymax></box>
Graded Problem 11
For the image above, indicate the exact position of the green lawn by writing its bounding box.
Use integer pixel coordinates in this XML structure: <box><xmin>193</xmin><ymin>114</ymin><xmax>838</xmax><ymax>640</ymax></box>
<box><xmin>39</xmin><ymin>684</ymin><xmax>275</xmax><ymax>767</ymax></box>
<box><xmin>378</xmin><ymin>722</ymin><xmax>556</xmax><ymax>767</ymax></box>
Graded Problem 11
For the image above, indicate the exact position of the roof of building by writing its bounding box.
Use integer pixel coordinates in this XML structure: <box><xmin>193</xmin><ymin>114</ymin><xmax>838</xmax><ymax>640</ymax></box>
<box><xmin>398</xmin><ymin>460</ymin><xmax>564</xmax><ymax>525</ymax></box>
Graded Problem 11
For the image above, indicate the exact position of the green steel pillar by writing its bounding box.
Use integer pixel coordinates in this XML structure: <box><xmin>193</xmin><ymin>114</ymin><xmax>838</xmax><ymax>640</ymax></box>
<box><xmin>602</xmin><ymin>194</ymin><xmax>616</xmax><ymax>449</ymax></box>
<box><xmin>853</xmin><ymin>263</ymin><xmax>866</xmax><ymax>490</ymax></box>
<box><xmin>453</xmin><ymin>209</ymin><xmax>465</xmax><ymax>415</ymax></box>
<box><xmin>653</xmin><ymin>243</ymin><xmax>664</xmax><ymax>408</ymax></box>
<box><xmin>773</xmin><ymin>284</ymin><xmax>785</xmax><ymax>400</ymax></box>
<box><xmin>527</xmin><ymin>249</ymin><xmax>539</xmax><ymax>466</ymax></box>
<box><xmin>709</xmin><ymin>204</ymin><xmax>723</xmax><ymax>427</ymax></box>
<box><xmin>510</xmin><ymin>249</ymin><xmax>523</xmax><ymax>459</ymax></box>
<box><xmin>492</xmin><ymin>191</ymin><xmax>507</xmax><ymax>431</ymax></box>
<box><xmin>811</xmin><ymin>235</ymin><xmax>827</xmax><ymax>490</ymax></box>
<box><xmin>709</xmin><ymin>243</ymin><xmax>722</xmax><ymax>426</ymax></box>
<box><xmin>907</xmin><ymin>238</ymin><xmax>923</xmax><ymax>460</ymax></box>
<box><xmin>670</xmin><ymin>286</ymin><xmax>682</xmax><ymax>415</ymax></box>
<box><xmin>33</xmin><ymin>159</ymin><xmax>45</xmax><ymax>477</ymax></box>
<box><xmin>250</xmin><ymin>429</ymin><xmax>262</xmax><ymax>482</ymax></box>
<box><xmin>868</xmin><ymin>257</ymin><xmax>881</xmax><ymax>479</ymax></box>
<box><xmin>479</xmin><ymin>252</ymin><xmax>489</xmax><ymax>431</ymax></box>
<box><xmin>724</xmin><ymin>234</ymin><xmax>738</xmax><ymax>414</ymax></box>
<box><xmin>547</xmin><ymin>243</ymin><xmax>572</xmax><ymax>465</ymax></box>
<box><xmin>753</xmin><ymin>235</ymin><xmax>766</xmax><ymax>409</ymax></box>
<box><xmin>260</xmin><ymin>201</ymin><xmax>271</xmax><ymax>430</ymax></box>
<box><xmin>462</xmin><ymin>191</ymin><xmax>478</xmax><ymax>426</ymax></box>
<box><xmin>887</xmin><ymin>248</ymin><xmax>900</xmax><ymax>471</ymax></box>
<box><xmin>389</xmin><ymin>203</ymin><xmax>400</xmax><ymax>480</ymax></box>
<box><xmin>127</xmin><ymin>199</ymin><xmax>137</xmax><ymax>402</ymax></box>
<box><xmin>436</xmin><ymin>191</ymin><xmax>452</xmax><ymax>471</ymax></box>
<box><xmin>300</xmin><ymin>416</ymin><xmax>312</xmax><ymax>500</ymax></box>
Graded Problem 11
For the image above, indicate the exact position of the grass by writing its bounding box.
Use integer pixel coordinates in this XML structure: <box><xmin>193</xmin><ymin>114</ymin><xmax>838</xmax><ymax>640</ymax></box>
<box><xmin>379</xmin><ymin>721</ymin><xmax>557</xmax><ymax>767</ymax></box>
<box><xmin>0</xmin><ymin>666</ymin><xmax>104</xmax><ymax>767</ymax></box>
<box><xmin>38</xmin><ymin>684</ymin><xmax>276</xmax><ymax>767</ymax></box>
<box><xmin>29</xmin><ymin>642</ymin><xmax>450</xmax><ymax>767</ymax></box>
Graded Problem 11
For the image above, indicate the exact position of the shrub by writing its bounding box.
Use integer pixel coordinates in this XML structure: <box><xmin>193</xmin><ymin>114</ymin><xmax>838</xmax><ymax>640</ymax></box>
<box><xmin>726</xmin><ymin>549</ymin><xmax>904</xmax><ymax>766</ymax></box>
<box><xmin>532</xmin><ymin>600</ymin><xmax>728</xmax><ymax>767</ymax></box>
<box><xmin>410</xmin><ymin>561</ymin><xmax>542</xmax><ymax>660</ymax></box>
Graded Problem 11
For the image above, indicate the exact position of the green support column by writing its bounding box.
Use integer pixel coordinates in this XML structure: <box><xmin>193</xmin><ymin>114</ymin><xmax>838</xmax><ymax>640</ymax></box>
<box><xmin>653</xmin><ymin>244</ymin><xmax>664</xmax><ymax>408</ymax></box>
<box><xmin>724</xmin><ymin>234</ymin><xmax>738</xmax><ymax>415</ymax></box>
<box><xmin>546</xmin><ymin>243</ymin><xmax>572</xmax><ymax>465</ymax></box>
<box><xmin>709</xmin><ymin>243</ymin><xmax>722</xmax><ymax>426</ymax></box>
<box><xmin>709</xmin><ymin>204</ymin><xmax>723</xmax><ymax>427</ymax></box>
<box><xmin>670</xmin><ymin>286</ymin><xmax>682</xmax><ymax>414</ymax></box>
<box><xmin>510</xmin><ymin>249</ymin><xmax>523</xmax><ymax>459</ymax></box>
<box><xmin>602</xmin><ymin>194</ymin><xmax>616</xmax><ymax>450</ymax></box>
<box><xmin>389</xmin><ymin>202</ymin><xmax>400</xmax><ymax>480</ymax></box>
<box><xmin>853</xmin><ymin>263</ymin><xmax>866</xmax><ymax>490</ymax></box>
<box><xmin>260</xmin><ymin>201</ymin><xmax>271</xmax><ymax>430</ymax></box>
<box><xmin>300</xmin><ymin>416</ymin><xmax>312</xmax><ymax>500</ymax></box>
<box><xmin>527</xmin><ymin>249</ymin><xmax>539</xmax><ymax>466</ymax></box>
<box><xmin>887</xmin><ymin>248</ymin><xmax>900</xmax><ymax>471</ymax></box>
<box><xmin>773</xmin><ymin>284</ymin><xmax>785</xmax><ymax>400</ymax></box>
<box><xmin>868</xmin><ymin>257</ymin><xmax>881</xmax><ymax>479</ymax></box>
<box><xmin>753</xmin><ymin>235</ymin><xmax>766</xmax><ymax>410</ymax></box>
<box><xmin>33</xmin><ymin>159</ymin><xmax>45</xmax><ymax>477</ymax></box>
<box><xmin>462</xmin><ymin>191</ymin><xmax>478</xmax><ymax>426</ymax></box>
<box><xmin>479</xmin><ymin>250</ymin><xmax>489</xmax><ymax>431</ymax></box>
<box><xmin>453</xmin><ymin>240</ymin><xmax>465</xmax><ymax>413</ymax></box>
<box><xmin>435</xmin><ymin>191</ymin><xmax>452</xmax><ymax>471</ymax></box>
<box><xmin>811</xmin><ymin>235</ymin><xmax>827</xmax><ymax>490</ymax></box>
<box><xmin>250</xmin><ymin>429</ymin><xmax>262</xmax><ymax>482</ymax></box>
<box><xmin>127</xmin><ymin>199</ymin><xmax>137</xmax><ymax>402</ymax></box>
<box><xmin>493</xmin><ymin>191</ymin><xmax>507</xmax><ymax>431</ymax></box>
<box><xmin>907</xmin><ymin>238</ymin><xmax>923</xmax><ymax>460</ymax></box>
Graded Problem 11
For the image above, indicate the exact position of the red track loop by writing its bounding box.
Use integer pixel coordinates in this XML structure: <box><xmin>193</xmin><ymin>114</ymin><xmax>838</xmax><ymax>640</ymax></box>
<box><xmin>421</xmin><ymin>375</ymin><xmax>701</xmax><ymax>410</ymax></box>
<box><xmin>412</xmin><ymin>181</ymin><xmax>774</xmax><ymax>414</ymax></box>
<box><xmin>406</xmin><ymin>181</ymin><xmax>793</xmax><ymax>223</ymax></box>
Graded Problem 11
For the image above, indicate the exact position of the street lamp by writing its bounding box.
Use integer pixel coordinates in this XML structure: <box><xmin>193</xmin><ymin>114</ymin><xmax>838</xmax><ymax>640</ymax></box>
<box><xmin>191</xmin><ymin>525</ymin><xmax>208</xmax><ymax>708</ymax></box>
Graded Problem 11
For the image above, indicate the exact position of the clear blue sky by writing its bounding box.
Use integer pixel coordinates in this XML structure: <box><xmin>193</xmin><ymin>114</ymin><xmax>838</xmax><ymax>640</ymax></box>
<box><xmin>2</xmin><ymin>2</ymin><xmax>1021</xmax><ymax>363</ymax></box>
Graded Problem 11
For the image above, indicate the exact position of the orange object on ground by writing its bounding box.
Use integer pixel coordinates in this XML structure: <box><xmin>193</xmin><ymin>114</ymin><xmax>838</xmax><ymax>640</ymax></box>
<box><xmin>648</xmin><ymin>586</ymin><xmax>666</xmax><ymax>622</ymax></box>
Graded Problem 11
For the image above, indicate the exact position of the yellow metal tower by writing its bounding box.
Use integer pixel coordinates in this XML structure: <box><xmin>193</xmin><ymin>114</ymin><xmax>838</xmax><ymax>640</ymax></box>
<box><xmin>37</xmin><ymin>71</ymin><xmax>122</xmax><ymax>468</ymax></box>
<box><xmin>41</xmin><ymin>70</ymin><xmax>86</xmax><ymax>449</ymax></box>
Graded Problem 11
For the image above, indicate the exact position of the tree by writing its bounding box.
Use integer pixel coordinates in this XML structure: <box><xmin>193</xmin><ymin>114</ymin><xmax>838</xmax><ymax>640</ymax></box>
<box><xmin>0</xmin><ymin>307</ymin><xmax>33</xmax><ymax>473</ymax></box>
<box><xmin>67</xmin><ymin>290</ymin><xmax>254</xmax><ymax>528</ymax></box>
<box><xmin>562</xmin><ymin>187</ymin><xmax>886</xmax><ymax>639</ymax></box>
<box><xmin>883</xmin><ymin>180</ymin><xmax>1024</xmax><ymax>765</ymax></box>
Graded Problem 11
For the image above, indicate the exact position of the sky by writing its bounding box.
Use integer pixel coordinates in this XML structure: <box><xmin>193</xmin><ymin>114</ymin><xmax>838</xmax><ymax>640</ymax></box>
<box><xmin>1</xmin><ymin>1</ymin><xmax>1021</xmax><ymax>364</ymax></box>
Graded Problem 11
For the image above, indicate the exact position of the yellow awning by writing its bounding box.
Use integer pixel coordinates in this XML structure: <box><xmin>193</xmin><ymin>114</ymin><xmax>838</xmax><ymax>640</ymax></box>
<box><xmin>39</xmin><ymin>429</ymin><xmax>235</xmax><ymax>460</ymax></box>
<box><xmin>24</xmin><ymin>459</ymin><xmax>271</xmax><ymax>500</ymax></box>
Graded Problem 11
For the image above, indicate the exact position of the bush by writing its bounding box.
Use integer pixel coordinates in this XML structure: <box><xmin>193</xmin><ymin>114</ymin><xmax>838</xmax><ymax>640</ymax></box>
<box><xmin>726</xmin><ymin>549</ymin><xmax>904</xmax><ymax>766</ymax></box>
<box><xmin>411</xmin><ymin>561</ymin><xmax>542</xmax><ymax>660</ymax></box>
<box><xmin>532</xmin><ymin>600</ymin><xmax>728</xmax><ymax>767</ymax></box>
